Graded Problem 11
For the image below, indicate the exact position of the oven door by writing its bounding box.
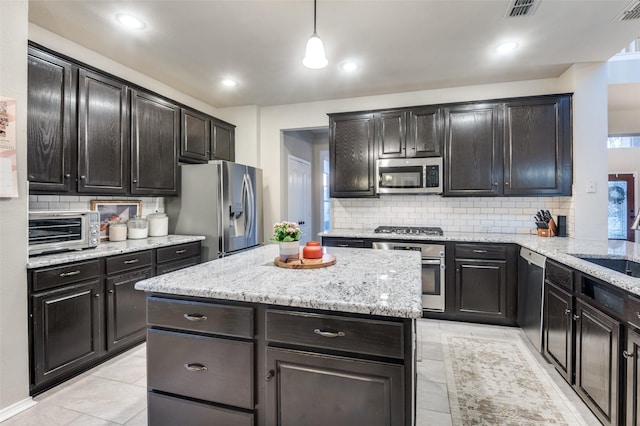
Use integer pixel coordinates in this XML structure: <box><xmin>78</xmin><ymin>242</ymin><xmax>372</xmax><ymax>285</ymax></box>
<box><xmin>422</xmin><ymin>259</ymin><xmax>445</xmax><ymax>312</ymax></box>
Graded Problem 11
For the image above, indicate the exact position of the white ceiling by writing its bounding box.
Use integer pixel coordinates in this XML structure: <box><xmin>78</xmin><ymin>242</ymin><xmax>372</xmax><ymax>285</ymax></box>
<box><xmin>29</xmin><ymin>0</ymin><xmax>640</xmax><ymax>109</ymax></box>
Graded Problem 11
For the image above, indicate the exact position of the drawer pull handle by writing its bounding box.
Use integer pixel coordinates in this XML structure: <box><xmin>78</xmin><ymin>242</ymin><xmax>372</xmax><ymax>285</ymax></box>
<box><xmin>124</xmin><ymin>259</ymin><xmax>139</xmax><ymax>264</ymax></box>
<box><xmin>175</xmin><ymin>249</ymin><xmax>187</xmax><ymax>254</ymax></box>
<box><xmin>337</xmin><ymin>244</ymin><xmax>349</xmax><ymax>247</ymax></box>
<box><xmin>184</xmin><ymin>363</ymin><xmax>208</xmax><ymax>372</ymax></box>
<box><xmin>59</xmin><ymin>270</ymin><xmax>81</xmax><ymax>277</ymax></box>
<box><xmin>473</xmin><ymin>249</ymin><xmax>488</xmax><ymax>253</ymax></box>
<box><xmin>314</xmin><ymin>329</ymin><xmax>345</xmax><ymax>338</ymax></box>
<box><xmin>564</xmin><ymin>309</ymin><xmax>571</xmax><ymax>315</ymax></box>
<box><xmin>184</xmin><ymin>313</ymin><xmax>208</xmax><ymax>321</ymax></box>
<box><xmin>624</xmin><ymin>350</ymin><xmax>634</xmax><ymax>359</ymax></box>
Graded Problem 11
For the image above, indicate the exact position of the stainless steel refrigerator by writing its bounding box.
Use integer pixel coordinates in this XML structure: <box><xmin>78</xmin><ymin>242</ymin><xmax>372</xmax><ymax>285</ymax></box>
<box><xmin>166</xmin><ymin>161</ymin><xmax>263</xmax><ymax>261</ymax></box>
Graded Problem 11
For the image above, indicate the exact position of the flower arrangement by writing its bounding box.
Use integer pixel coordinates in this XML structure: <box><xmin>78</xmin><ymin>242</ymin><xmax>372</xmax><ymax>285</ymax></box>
<box><xmin>271</xmin><ymin>221</ymin><xmax>302</xmax><ymax>242</ymax></box>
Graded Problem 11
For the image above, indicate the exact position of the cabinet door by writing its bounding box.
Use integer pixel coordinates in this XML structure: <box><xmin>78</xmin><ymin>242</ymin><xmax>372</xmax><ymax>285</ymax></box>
<box><xmin>211</xmin><ymin>118</ymin><xmax>235</xmax><ymax>162</ymax></box>
<box><xmin>265</xmin><ymin>347</ymin><xmax>404</xmax><ymax>426</ymax></box>
<box><xmin>444</xmin><ymin>103</ymin><xmax>502</xmax><ymax>196</ymax></box>
<box><xmin>626</xmin><ymin>329</ymin><xmax>640</xmax><ymax>426</ymax></box>
<box><xmin>27</xmin><ymin>47</ymin><xmax>76</xmax><ymax>193</ymax></box>
<box><xmin>376</xmin><ymin>110</ymin><xmax>407</xmax><ymax>159</ymax></box>
<box><xmin>180</xmin><ymin>108</ymin><xmax>210</xmax><ymax>162</ymax></box>
<box><xmin>408</xmin><ymin>107</ymin><xmax>442</xmax><ymax>157</ymax></box>
<box><xmin>574</xmin><ymin>299</ymin><xmax>620</xmax><ymax>426</ymax></box>
<box><xmin>77</xmin><ymin>69</ymin><xmax>129</xmax><ymax>194</ymax></box>
<box><xmin>542</xmin><ymin>281</ymin><xmax>573</xmax><ymax>383</ymax></box>
<box><xmin>130</xmin><ymin>89</ymin><xmax>179</xmax><ymax>196</ymax></box>
<box><xmin>105</xmin><ymin>268</ymin><xmax>152</xmax><ymax>351</ymax></box>
<box><xmin>503</xmin><ymin>96</ymin><xmax>572</xmax><ymax>196</ymax></box>
<box><xmin>454</xmin><ymin>259</ymin><xmax>507</xmax><ymax>320</ymax></box>
<box><xmin>329</xmin><ymin>113</ymin><xmax>376</xmax><ymax>197</ymax></box>
<box><xmin>31</xmin><ymin>279</ymin><xmax>103</xmax><ymax>389</ymax></box>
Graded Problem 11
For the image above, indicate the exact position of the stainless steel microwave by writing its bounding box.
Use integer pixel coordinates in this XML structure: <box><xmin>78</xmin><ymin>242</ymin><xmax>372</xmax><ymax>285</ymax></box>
<box><xmin>28</xmin><ymin>210</ymin><xmax>100</xmax><ymax>256</ymax></box>
<box><xmin>376</xmin><ymin>157</ymin><xmax>443</xmax><ymax>194</ymax></box>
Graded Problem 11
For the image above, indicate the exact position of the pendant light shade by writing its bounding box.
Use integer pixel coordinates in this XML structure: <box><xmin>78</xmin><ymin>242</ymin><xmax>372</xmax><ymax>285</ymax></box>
<box><xmin>303</xmin><ymin>0</ymin><xmax>327</xmax><ymax>69</ymax></box>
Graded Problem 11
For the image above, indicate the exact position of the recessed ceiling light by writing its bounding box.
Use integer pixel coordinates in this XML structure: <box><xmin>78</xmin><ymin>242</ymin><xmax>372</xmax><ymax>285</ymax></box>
<box><xmin>115</xmin><ymin>13</ymin><xmax>146</xmax><ymax>30</ymax></box>
<box><xmin>221</xmin><ymin>79</ymin><xmax>238</xmax><ymax>87</ymax></box>
<box><xmin>341</xmin><ymin>62</ymin><xmax>358</xmax><ymax>72</ymax></box>
<box><xmin>495</xmin><ymin>41</ymin><xmax>519</xmax><ymax>54</ymax></box>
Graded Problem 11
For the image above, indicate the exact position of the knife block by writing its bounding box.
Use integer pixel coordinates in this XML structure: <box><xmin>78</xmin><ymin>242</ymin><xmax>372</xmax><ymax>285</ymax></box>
<box><xmin>538</xmin><ymin>218</ymin><xmax>557</xmax><ymax>237</ymax></box>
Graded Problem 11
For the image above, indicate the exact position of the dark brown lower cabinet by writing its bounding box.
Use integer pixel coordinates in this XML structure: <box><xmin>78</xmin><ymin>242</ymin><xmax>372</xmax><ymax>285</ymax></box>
<box><xmin>265</xmin><ymin>347</ymin><xmax>404</xmax><ymax>426</ymax></box>
<box><xmin>454</xmin><ymin>259</ymin><xmax>507</xmax><ymax>319</ymax></box>
<box><xmin>147</xmin><ymin>392</ymin><xmax>253</xmax><ymax>426</ymax></box>
<box><xmin>626</xmin><ymin>328</ymin><xmax>640</xmax><ymax>426</ymax></box>
<box><xmin>542</xmin><ymin>281</ymin><xmax>573</xmax><ymax>383</ymax></box>
<box><xmin>105</xmin><ymin>268</ymin><xmax>152</xmax><ymax>350</ymax></box>
<box><xmin>31</xmin><ymin>279</ymin><xmax>103</xmax><ymax>389</ymax></box>
<box><xmin>574</xmin><ymin>299</ymin><xmax>621</xmax><ymax>426</ymax></box>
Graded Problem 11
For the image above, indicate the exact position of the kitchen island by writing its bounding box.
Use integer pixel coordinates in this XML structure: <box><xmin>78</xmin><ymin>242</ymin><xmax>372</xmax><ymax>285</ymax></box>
<box><xmin>135</xmin><ymin>244</ymin><xmax>422</xmax><ymax>426</ymax></box>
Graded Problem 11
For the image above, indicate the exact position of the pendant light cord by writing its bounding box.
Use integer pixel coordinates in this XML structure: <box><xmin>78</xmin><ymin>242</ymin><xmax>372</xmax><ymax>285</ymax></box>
<box><xmin>313</xmin><ymin>0</ymin><xmax>317</xmax><ymax>34</ymax></box>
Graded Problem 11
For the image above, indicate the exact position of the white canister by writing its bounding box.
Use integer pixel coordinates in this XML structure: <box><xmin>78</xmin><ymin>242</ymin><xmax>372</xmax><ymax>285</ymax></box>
<box><xmin>148</xmin><ymin>212</ymin><xmax>169</xmax><ymax>237</ymax></box>
<box><xmin>127</xmin><ymin>216</ymin><xmax>148</xmax><ymax>239</ymax></box>
<box><xmin>108</xmin><ymin>222</ymin><xmax>127</xmax><ymax>242</ymax></box>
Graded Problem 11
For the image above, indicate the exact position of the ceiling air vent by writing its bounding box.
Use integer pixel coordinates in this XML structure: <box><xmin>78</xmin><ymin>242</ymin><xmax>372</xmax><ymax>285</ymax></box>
<box><xmin>613</xmin><ymin>0</ymin><xmax>640</xmax><ymax>21</ymax></box>
<box><xmin>506</xmin><ymin>0</ymin><xmax>539</xmax><ymax>17</ymax></box>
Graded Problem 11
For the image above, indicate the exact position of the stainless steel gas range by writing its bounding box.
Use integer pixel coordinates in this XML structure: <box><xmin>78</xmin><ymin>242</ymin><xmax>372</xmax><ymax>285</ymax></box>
<box><xmin>372</xmin><ymin>226</ymin><xmax>445</xmax><ymax>313</ymax></box>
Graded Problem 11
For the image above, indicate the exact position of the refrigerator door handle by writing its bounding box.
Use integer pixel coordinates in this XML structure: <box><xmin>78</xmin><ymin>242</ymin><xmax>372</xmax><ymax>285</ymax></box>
<box><xmin>243</xmin><ymin>172</ymin><xmax>255</xmax><ymax>241</ymax></box>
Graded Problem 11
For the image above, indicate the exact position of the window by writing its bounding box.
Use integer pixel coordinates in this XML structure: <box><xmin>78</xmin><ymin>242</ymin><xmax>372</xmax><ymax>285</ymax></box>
<box><xmin>321</xmin><ymin>151</ymin><xmax>331</xmax><ymax>232</ymax></box>
<box><xmin>607</xmin><ymin>135</ymin><xmax>640</xmax><ymax>148</ymax></box>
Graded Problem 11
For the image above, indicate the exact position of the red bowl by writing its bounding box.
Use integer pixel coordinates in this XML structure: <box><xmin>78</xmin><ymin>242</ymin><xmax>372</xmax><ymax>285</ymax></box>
<box><xmin>303</xmin><ymin>241</ymin><xmax>323</xmax><ymax>259</ymax></box>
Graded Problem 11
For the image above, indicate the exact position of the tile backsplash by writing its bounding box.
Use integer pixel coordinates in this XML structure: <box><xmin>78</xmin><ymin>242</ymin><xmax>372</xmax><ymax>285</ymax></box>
<box><xmin>332</xmin><ymin>195</ymin><xmax>575</xmax><ymax>236</ymax></box>
<box><xmin>29</xmin><ymin>195</ymin><xmax>165</xmax><ymax>217</ymax></box>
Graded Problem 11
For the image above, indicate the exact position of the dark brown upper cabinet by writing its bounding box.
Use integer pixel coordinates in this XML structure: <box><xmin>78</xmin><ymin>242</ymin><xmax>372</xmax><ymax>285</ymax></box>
<box><xmin>130</xmin><ymin>89</ymin><xmax>180</xmax><ymax>196</ymax></box>
<box><xmin>27</xmin><ymin>47</ymin><xmax>76</xmax><ymax>193</ymax></box>
<box><xmin>503</xmin><ymin>95</ymin><xmax>572</xmax><ymax>196</ymax></box>
<box><xmin>377</xmin><ymin>107</ymin><xmax>442</xmax><ymax>159</ymax></box>
<box><xmin>211</xmin><ymin>118</ymin><xmax>235</xmax><ymax>162</ymax></box>
<box><xmin>77</xmin><ymin>70</ymin><xmax>129</xmax><ymax>194</ymax></box>
<box><xmin>179</xmin><ymin>108</ymin><xmax>211</xmax><ymax>163</ymax></box>
<box><xmin>329</xmin><ymin>113</ymin><xmax>376</xmax><ymax>198</ymax></box>
<box><xmin>444</xmin><ymin>103</ymin><xmax>503</xmax><ymax>196</ymax></box>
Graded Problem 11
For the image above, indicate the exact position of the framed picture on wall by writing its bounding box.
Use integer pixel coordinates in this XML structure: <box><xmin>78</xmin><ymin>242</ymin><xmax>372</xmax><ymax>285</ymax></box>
<box><xmin>90</xmin><ymin>200</ymin><xmax>142</xmax><ymax>240</ymax></box>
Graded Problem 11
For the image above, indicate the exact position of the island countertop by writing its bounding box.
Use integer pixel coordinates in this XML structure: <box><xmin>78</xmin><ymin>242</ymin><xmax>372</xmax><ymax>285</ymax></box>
<box><xmin>134</xmin><ymin>244</ymin><xmax>423</xmax><ymax>318</ymax></box>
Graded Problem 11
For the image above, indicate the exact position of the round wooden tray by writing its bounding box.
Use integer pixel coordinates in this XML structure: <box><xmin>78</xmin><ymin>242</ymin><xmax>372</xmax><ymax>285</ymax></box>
<box><xmin>274</xmin><ymin>254</ymin><xmax>336</xmax><ymax>269</ymax></box>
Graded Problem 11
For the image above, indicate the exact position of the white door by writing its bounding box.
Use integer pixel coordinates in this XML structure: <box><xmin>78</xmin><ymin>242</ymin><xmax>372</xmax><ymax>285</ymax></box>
<box><xmin>288</xmin><ymin>155</ymin><xmax>312</xmax><ymax>244</ymax></box>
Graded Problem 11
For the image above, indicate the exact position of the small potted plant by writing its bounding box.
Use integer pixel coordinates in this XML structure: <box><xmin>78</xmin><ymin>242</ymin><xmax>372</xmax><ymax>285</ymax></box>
<box><xmin>271</xmin><ymin>221</ymin><xmax>302</xmax><ymax>261</ymax></box>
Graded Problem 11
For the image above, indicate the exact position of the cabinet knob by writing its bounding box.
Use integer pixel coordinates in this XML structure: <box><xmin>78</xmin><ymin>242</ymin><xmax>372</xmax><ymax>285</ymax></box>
<box><xmin>80</xmin><ymin>175</ymin><xmax>86</xmax><ymax>180</ymax></box>
<box><xmin>636</xmin><ymin>311</ymin><xmax>640</xmax><ymax>319</ymax></box>
<box><xmin>265</xmin><ymin>370</ymin><xmax>275</xmax><ymax>381</ymax></box>
<box><xmin>28</xmin><ymin>174</ymin><xmax>34</xmax><ymax>179</ymax></box>
<box><xmin>564</xmin><ymin>309</ymin><xmax>571</xmax><ymax>315</ymax></box>
<box><xmin>133</xmin><ymin>179</ymin><xmax>137</xmax><ymax>184</ymax></box>
<box><xmin>493</xmin><ymin>182</ymin><xmax>498</xmax><ymax>187</ymax></box>
<box><xmin>623</xmin><ymin>350</ymin><xmax>634</xmax><ymax>359</ymax></box>
<box><xmin>108</xmin><ymin>289</ymin><xmax>114</xmax><ymax>294</ymax></box>
<box><xmin>64</xmin><ymin>174</ymin><xmax>71</xmax><ymax>178</ymax></box>
<box><xmin>505</xmin><ymin>182</ymin><xmax>510</xmax><ymax>186</ymax></box>
<box><xmin>572</xmin><ymin>314</ymin><xmax>580</xmax><ymax>321</ymax></box>
<box><xmin>94</xmin><ymin>293</ymin><xmax>100</xmax><ymax>298</ymax></box>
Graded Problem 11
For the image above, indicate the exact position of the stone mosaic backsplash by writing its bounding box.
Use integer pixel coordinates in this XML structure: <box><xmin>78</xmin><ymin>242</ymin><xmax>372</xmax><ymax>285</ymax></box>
<box><xmin>331</xmin><ymin>195</ymin><xmax>575</xmax><ymax>236</ymax></box>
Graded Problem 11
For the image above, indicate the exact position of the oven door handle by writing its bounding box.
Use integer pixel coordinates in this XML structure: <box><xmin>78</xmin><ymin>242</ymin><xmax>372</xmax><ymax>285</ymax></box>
<box><xmin>422</xmin><ymin>259</ymin><xmax>442</xmax><ymax>265</ymax></box>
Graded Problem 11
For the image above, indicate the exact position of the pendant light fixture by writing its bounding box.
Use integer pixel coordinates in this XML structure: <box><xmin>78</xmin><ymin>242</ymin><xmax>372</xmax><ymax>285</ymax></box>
<box><xmin>303</xmin><ymin>0</ymin><xmax>328</xmax><ymax>69</ymax></box>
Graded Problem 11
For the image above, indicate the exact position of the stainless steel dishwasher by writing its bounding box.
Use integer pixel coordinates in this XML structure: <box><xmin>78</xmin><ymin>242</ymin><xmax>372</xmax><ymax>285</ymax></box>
<box><xmin>518</xmin><ymin>248</ymin><xmax>547</xmax><ymax>352</ymax></box>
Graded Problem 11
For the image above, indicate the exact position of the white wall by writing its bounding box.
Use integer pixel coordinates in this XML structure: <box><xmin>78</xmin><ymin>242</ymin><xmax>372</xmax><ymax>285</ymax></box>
<box><xmin>216</xmin><ymin>105</ymin><xmax>260</xmax><ymax>168</ymax></box>
<box><xmin>0</xmin><ymin>0</ymin><xmax>32</xmax><ymax>419</ymax></box>
<box><xmin>609</xmin><ymin>109</ymin><xmax>640</xmax><ymax>134</ymax></box>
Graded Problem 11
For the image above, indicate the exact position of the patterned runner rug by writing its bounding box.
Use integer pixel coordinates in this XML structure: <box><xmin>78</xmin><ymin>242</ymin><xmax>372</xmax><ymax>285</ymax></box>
<box><xmin>442</xmin><ymin>332</ymin><xmax>588</xmax><ymax>425</ymax></box>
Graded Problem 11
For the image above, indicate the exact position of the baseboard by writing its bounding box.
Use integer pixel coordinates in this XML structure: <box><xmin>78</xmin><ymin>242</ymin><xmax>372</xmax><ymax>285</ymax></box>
<box><xmin>0</xmin><ymin>397</ymin><xmax>36</xmax><ymax>422</ymax></box>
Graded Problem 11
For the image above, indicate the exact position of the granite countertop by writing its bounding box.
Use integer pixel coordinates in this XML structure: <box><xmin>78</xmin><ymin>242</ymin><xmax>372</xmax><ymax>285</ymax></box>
<box><xmin>321</xmin><ymin>228</ymin><xmax>640</xmax><ymax>296</ymax></box>
<box><xmin>27</xmin><ymin>235</ymin><xmax>205</xmax><ymax>269</ymax></box>
<box><xmin>135</xmin><ymin>244</ymin><xmax>423</xmax><ymax>319</ymax></box>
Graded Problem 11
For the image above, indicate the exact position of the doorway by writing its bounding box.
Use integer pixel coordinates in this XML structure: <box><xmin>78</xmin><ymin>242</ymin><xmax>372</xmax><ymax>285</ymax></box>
<box><xmin>288</xmin><ymin>155</ymin><xmax>312</xmax><ymax>244</ymax></box>
<box><xmin>608</xmin><ymin>173</ymin><xmax>636</xmax><ymax>241</ymax></box>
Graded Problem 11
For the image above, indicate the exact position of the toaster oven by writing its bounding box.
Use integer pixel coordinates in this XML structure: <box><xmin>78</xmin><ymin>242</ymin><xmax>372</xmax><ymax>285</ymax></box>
<box><xmin>28</xmin><ymin>210</ymin><xmax>100</xmax><ymax>256</ymax></box>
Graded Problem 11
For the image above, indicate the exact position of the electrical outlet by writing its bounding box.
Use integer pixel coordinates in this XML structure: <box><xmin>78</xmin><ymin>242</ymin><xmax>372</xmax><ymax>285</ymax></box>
<box><xmin>586</xmin><ymin>180</ymin><xmax>596</xmax><ymax>193</ymax></box>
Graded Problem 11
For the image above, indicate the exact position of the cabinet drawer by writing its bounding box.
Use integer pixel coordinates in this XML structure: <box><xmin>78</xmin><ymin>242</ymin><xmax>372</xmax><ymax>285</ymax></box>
<box><xmin>156</xmin><ymin>256</ymin><xmax>199</xmax><ymax>276</ymax></box>
<box><xmin>147</xmin><ymin>329</ymin><xmax>254</xmax><ymax>409</ymax></box>
<box><xmin>147</xmin><ymin>297</ymin><xmax>253</xmax><ymax>338</ymax></box>
<box><xmin>266</xmin><ymin>309</ymin><xmax>404</xmax><ymax>359</ymax></box>
<box><xmin>156</xmin><ymin>242</ymin><xmax>201</xmax><ymax>264</ymax></box>
<box><xmin>455</xmin><ymin>244</ymin><xmax>506</xmax><ymax>260</ymax></box>
<box><xmin>322</xmin><ymin>237</ymin><xmax>366</xmax><ymax>248</ymax></box>
<box><xmin>32</xmin><ymin>259</ymin><xmax>101</xmax><ymax>292</ymax></box>
<box><xmin>628</xmin><ymin>295</ymin><xmax>640</xmax><ymax>330</ymax></box>
<box><xmin>105</xmin><ymin>250</ymin><xmax>153</xmax><ymax>275</ymax></box>
<box><xmin>148</xmin><ymin>392</ymin><xmax>253</xmax><ymax>426</ymax></box>
<box><xmin>545</xmin><ymin>260</ymin><xmax>573</xmax><ymax>291</ymax></box>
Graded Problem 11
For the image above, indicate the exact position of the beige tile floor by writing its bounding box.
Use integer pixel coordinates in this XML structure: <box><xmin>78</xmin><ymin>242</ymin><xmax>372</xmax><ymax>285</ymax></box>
<box><xmin>4</xmin><ymin>320</ymin><xmax>602</xmax><ymax>426</ymax></box>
